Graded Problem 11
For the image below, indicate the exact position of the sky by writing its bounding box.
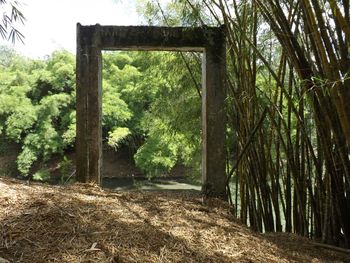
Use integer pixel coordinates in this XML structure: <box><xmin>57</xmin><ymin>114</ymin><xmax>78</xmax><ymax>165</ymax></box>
<box><xmin>2</xmin><ymin>0</ymin><xmax>141</xmax><ymax>58</ymax></box>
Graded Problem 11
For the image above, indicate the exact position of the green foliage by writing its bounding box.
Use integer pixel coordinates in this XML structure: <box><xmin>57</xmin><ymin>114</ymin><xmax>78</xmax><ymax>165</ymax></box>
<box><xmin>108</xmin><ymin>127</ymin><xmax>131</xmax><ymax>149</ymax></box>
<box><xmin>0</xmin><ymin>46</ymin><xmax>202</xmax><ymax>179</ymax></box>
<box><xmin>4</xmin><ymin>104</ymin><xmax>37</xmax><ymax>141</ymax></box>
<box><xmin>127</xmin><ymin>51</ymin><xmax>202</xmax><ymax>178</ymax></box>
<box><xmin>134</xmin><ymin>119</ymin><xmax>178</xmax><ymax>177</ymax></box>
<box><xmin>33</xmin><ymin>168</ymin><xmax>50</xmax><ymax>182</ymax></box>
<box><xmin>136</xmin><ymin>0</ymin><xmax>209</xmax><ymax>26</ymax></box>
<box><xmin>102</xmin><ymin>83</ymin><xmax>133</xmax><ymax>130</ymax></box>
<box><xmin>0</xmin><ymin>0</ymin><xmax>25</xmax><ymax>43</ymax></box>
<box><xmin>61</xmin><ymin>111</ymin><xmax>76</xmax><ymax>147</ymax></box>
<box><xmin>134</xmin><ymin>118</ymin><xmax>199</xmax><ymax>178</ymax></box>
<box><xmin>17</xmin><ymin>147</ymin><xmax>37</xmax><ymax>175</ymax></box>
<box><xmin>135</xmin><ymin>138</ymin><xmax>177</xmax><ymax>177</ymax></box>
<box><xmin>0</xmin><ymin>48</ymin><xmax>76</xmax><ymax>176</ymax></box>
<box><xmin>103</xmin><ymin>50</ymin><xmax>202</xmax><ymax>178</ymax></box>
<box><xmin>0</xmin><ymin>46</ymin><xmax>21</xmax><ymax>67</ymax></box>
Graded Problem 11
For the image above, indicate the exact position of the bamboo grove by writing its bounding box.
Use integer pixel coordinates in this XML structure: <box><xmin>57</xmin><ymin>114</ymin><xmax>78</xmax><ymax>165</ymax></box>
<box><xmin>157</xmin><ymin>0</ymin><xmax>350</xmax><ymax>248</ymax></box>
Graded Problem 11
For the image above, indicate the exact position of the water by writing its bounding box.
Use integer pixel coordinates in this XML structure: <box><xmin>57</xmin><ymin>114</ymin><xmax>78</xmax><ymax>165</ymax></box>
<box><xmin>102</xmin><ymin>176</ymin><xmax>201</xmax><ymax>192</ymax></box>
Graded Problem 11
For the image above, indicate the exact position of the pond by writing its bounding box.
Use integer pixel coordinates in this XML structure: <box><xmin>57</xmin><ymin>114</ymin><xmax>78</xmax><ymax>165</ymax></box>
<box><xmin>102</xmin><ymin>176</ymin><xmax>201</xmax><ymax>192</ymax></box>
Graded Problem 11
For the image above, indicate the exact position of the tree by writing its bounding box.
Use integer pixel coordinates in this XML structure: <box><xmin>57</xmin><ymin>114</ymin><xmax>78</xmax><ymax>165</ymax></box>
<box><xmin>252</xmin><ymin>0</ymin><xmax>350</xmax><ymax>247</ymax></box>
<box><xmin>0</xmin><ymin>0</ymin><xmax>25</xmax><ymax>43</ymax></box>
<box><xmin>0</xmin><ymin>49</ymin><xmax>76</xmax><ymax>175</ymax></box>
<box><xmin>147</xmin><ymin>0</ymin><xmax>350</xmax><ymax>248</ymax></box>
<box><xmin>103</xmin><ymin>50</ymin><xmax>202</xmax><ymax>178</ymax></box>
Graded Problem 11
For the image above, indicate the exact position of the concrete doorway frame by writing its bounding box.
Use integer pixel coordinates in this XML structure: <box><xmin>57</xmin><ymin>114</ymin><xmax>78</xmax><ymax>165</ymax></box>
<box><xmin>76</xmin><ymin>24</ymin><xmax>227</xmax><ymax>198</ymax></box>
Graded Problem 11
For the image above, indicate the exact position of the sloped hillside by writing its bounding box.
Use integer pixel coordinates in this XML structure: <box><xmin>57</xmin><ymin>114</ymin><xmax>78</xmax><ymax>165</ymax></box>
<box><xmin>0</xmin><ymin>177</ymin><xmax>349</xmax><ymax>263</ymax></box>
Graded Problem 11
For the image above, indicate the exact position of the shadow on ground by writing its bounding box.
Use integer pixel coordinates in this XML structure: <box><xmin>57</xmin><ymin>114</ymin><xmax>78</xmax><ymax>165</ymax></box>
<box><xmin>0</xmin><ymin>177</ymin><xmax>349</xmax><ymax>263</ymax></box>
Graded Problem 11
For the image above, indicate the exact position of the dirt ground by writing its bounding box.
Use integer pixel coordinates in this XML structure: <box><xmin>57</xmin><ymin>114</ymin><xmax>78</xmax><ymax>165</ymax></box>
<box><xmin>0</xmin><ymin>177</ymin><xmax>349</xmax><ymax>263</ymax></box>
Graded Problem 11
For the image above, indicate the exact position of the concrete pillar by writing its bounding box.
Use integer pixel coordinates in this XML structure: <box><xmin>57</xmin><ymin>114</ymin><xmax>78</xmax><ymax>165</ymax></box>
<box><xmin>76</xmin><ymin>24</ymin><xmax>103</xmax><ymax>184</ymax></box>
<box><xmin>202</xmin><ymin>40</ymin><xmax>227</xmax><ymax>199</ymax></box>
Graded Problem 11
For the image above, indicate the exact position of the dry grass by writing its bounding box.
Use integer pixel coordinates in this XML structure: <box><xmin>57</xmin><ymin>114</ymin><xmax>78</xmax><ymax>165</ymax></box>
<box><xmin>0</xmin><ymin>177</ymin><xmax>348</xmax><ymax>263</ymax></box>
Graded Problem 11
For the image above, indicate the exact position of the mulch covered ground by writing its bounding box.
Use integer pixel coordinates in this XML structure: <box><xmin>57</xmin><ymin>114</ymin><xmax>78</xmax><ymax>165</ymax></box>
<box><xmin>0</xmin><ymin>177</ymin><xmax>349</xmax><ymax>263</ymax></box>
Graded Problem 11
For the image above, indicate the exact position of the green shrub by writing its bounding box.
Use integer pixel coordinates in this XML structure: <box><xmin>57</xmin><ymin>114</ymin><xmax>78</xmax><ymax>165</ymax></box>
<box><xmin>33</xmin><ymin>168</ymin><xmax>50</xmax><ymax>181</ymax></box>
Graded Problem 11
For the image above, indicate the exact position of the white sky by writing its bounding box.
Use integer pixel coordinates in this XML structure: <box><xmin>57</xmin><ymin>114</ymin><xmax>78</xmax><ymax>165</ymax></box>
<box><xmin>2</xmin><ymin>0</ymin><xmax>141</xmax><ymax>58</ymax></box>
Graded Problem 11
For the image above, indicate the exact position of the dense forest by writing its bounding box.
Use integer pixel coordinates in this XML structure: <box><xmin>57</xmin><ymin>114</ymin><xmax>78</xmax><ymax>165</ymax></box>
<box><xmin>1</xmin><ymin>0</ymin><xmax>350</xmax><ymax>251</ymax></box>
<box><xmin>0</xmin><ymin>47</ymin><xmax>201</xmax><ymax>179</ymax></box>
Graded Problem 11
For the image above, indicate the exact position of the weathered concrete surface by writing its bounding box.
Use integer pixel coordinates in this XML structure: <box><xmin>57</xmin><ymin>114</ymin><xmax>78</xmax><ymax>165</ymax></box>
<box><xmin>100</xmin><ymin>25</ymin><xmax>222</xmax><ymax>51</ymax></box>
<box><xmin>76</xmin><ymin>24</ymin><xmax>102</xmax><ymax>184</ymax></box>
<box><xmin>202</xmin><ymin>41</ymin><xmax>227</xmax><ymax>199</ymax></box>
<box><xmin>76</xmin><ymin>24</ymin><xmax>227</xmax><ymax>198</ymax></box>
<box><xmin>75</xmin><ymin>24</ymin><xmax>88</xmax><ymax>182</ymax></box>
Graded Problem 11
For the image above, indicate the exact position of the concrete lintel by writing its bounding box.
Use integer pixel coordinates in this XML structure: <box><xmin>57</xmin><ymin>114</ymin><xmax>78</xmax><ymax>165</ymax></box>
<box><xmin>77</xmin><ymin>24</ymin><xmax>224</xmax><ymax>51</ymax></box>
<box><xmin>103</xmin><ymin>47</ymin><xmax>204</xmax><ymax>52</ymax></box>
